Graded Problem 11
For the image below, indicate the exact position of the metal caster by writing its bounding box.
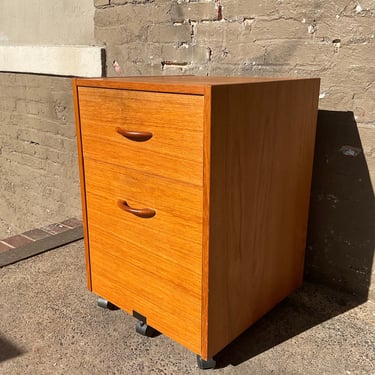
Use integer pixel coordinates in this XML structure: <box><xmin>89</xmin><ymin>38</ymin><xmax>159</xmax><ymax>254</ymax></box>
<box><xmin>197</xmin><ymin>355</ymin><xmax>216</xmax><ymax>370</ymax></box>
<box><xmin>135</xmin><ymin>320</ymin><xmax>159</xmax><ymax>338</ymax></box>
<box><xmin>97</xmin><ymin>297</ymin><xmax>119</xmax><ymax>310</ymax></box>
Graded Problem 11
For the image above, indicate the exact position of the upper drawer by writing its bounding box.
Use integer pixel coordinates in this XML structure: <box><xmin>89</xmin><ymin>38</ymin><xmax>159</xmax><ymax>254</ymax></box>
<box><xmin>77</xmin><ymin>87</ymin><xmax>204</xmax><ymax>186</ymax></box>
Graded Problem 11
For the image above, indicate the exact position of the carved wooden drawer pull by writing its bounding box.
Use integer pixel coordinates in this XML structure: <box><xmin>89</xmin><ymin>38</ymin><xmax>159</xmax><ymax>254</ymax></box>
<box><xmin>116</xmin><ymin>127</ymin><xmax>153</xmax><ymax>142</ymax></box>
<box><xmin>117</xmin><ymin>199</ymin><xmax>156</xmax><ymax>219</ymax></box>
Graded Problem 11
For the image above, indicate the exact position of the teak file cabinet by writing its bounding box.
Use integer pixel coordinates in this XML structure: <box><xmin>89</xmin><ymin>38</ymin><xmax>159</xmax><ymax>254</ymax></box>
<box><xmin>73</xmin><ymin>76</ymin><xmax>320</xmax><ymax>367</ymax></box>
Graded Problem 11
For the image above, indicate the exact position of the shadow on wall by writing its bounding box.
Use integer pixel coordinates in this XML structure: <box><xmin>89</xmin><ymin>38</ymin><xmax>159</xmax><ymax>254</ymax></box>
<box><xmin>306</xmin><ymin>110</ymin><xmax>375</xmax><ymax>300</ymax></box>
<box><xmin>214</xmin><ymin>110</ymin><xmax>374</xmax><ymax>368</ymax></box>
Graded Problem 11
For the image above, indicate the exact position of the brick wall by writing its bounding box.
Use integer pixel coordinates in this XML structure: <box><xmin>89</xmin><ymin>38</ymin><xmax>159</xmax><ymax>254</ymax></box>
<box><xmin>0</xmin><ymin>0</ymin><xmax>373</xmax><ymax>299</ymax></box>
<box><xmin>0</xmin><ymin>73</ymin><xmax>81</xmax><ymax>236</ymax></box>
<box><xmin>94</xmin><ymin>0</ymin><xmax>374</xmax><ymax>299</ymax></box>
<box><xmin>94</xmin><ymin>0</ymin><xmax>374</xmax><ymax>127</ymax></box>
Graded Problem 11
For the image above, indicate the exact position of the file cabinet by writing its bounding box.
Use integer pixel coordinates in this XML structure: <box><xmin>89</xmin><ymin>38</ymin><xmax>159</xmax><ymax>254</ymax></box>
<box><xmin>73</xmin><ymin>76</ymin><xmax>319</xmax><ymax>367</ymax></box>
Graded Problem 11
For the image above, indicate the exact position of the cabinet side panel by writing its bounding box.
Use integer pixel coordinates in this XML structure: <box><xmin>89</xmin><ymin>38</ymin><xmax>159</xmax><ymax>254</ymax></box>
<box><xmin>207</xmin><ymin>79</ymin><xmax>320</xmax><ymax>357</ymax></box>
<box><xmin>72</xmin><ymin>79</ymin><xmax>92</xmax><ymax>291</ymax></box>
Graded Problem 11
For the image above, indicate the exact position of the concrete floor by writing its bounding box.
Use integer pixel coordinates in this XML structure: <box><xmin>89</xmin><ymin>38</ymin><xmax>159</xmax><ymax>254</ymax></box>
<box><xmin>0</xmin><ymin>218</ymin><xmax>17</xmax><ymax>239</ymax></box>
<box><xmin>0</xmin><ymin>240</ymin><xmax>374</xmax><ymax>375</ymax></box>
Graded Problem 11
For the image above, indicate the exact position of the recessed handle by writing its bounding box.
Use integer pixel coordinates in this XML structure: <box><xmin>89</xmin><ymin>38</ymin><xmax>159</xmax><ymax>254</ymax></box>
<box><xmin>117</xmin><ymin>200</ymin><xmax>156</xmax><ymax>219</ymax></box>
<box><xmin>116</xmin><ymin>127</ymin><xmax>153</xmax><ymax>142</ymax></box>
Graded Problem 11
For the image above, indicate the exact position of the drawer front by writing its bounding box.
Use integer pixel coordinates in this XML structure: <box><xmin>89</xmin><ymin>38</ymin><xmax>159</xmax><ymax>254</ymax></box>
<box><xmin>84</xmin><ymin>158</ymin><xmax>203</xmax><ymax>353</ymax></box>
<box><xmin>78</xmin><ymin>87</ymin><xmax>204</xmax><ymax>186</ymax></box>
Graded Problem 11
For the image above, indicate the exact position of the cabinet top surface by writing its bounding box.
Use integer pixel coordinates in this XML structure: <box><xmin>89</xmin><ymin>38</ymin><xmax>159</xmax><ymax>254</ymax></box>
<box><xmin>74</xmin><ymin>75</ymin><xmax>320</xmax><ymax>95</ymax></box>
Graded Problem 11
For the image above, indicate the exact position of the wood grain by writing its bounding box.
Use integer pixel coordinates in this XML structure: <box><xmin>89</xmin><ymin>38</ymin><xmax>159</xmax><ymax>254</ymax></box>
<box><xmin>75</xmin><ymin>76</ymin><xmax>310</xmax><ymax>95</ymax></box>
<box><xmin>84</xmin><ymin>159</ymin><xmax>203</xmax><ymax>353</ymax></box>
<box><xmin>89</xmin><ymin>222</ymin><xmax>202</xmax><ymax>353</ymax></box>
<box><xmin>205</xmin><ymin>79</ymin><xmax>320</xmax><ymax>357</ymax></box>
<box><xmin>78</xmin><ymin>87</ymin><xmax>204</xmax><ymax>186</ymax></box>
<box><xmin>84</xmin><ymin>158</ymin><xmax>203</xmax><ymax>261</ymax></box>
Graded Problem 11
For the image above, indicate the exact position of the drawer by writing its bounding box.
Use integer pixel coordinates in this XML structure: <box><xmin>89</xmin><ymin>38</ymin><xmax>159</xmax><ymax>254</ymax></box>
<box><xmin>84</xmin><ymin>157</ymin><xmax>203</xmax><ymax>273</ymax></box>
<box><xmin>78</xmin><ymin>87</ymin><xmax>204</xmax><ymax>186</ymax></box>
<box><xmin>83</xmin><ymin>158</ymin><xmax>203</xmax><ymax>353</ymax></box>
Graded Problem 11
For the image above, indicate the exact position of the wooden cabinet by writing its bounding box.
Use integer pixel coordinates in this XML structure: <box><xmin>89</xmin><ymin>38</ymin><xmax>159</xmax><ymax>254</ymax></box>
<box><xmin>73</xmin><ymin>76</ymin><xmax>320</xmax><ymax>364</ymax></box>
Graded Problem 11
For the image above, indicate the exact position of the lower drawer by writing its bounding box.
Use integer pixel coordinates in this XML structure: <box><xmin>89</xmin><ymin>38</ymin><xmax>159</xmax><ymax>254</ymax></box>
<box><xmin>87</xmin><ymin>222</ymin><xmax>202</xmax><ymax>354</ymax></box>
<box><xmin>83</xmin><ymin>158</ymin><xmax>203</xmax><ymax>353</ymax></box>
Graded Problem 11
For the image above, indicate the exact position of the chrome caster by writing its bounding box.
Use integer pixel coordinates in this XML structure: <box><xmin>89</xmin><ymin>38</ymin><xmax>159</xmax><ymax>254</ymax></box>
<box><xmin>97</xmin><ymin>297</ymin><xmax>119</xmax><ymax>310</ymax></box>
<box><xmin>197</xmin><ymin>355</ymin><xmax>216</xmax><ymax>370</ymax></box>
<box><xmin>135</xmin><ymin>321</ymin><xmax>159</xmax><ymax>337</ymax></box>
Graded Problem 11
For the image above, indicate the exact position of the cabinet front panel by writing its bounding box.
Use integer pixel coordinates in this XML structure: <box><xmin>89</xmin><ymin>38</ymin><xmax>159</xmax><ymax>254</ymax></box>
<box><xmin>84</xmin><ymin>158</ymin><xmax>203</xmax><ymax>353</ymax></box>
<box><xmin>78</xmin><ymin>87</ymin><xmax>204</xmax><ymax>186</ymax></box>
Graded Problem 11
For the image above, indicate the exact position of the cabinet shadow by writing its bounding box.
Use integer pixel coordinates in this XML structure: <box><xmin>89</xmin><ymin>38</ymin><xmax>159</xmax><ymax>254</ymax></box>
<box><xmin>0</xmin><ymin>336</ymin><xmax>24</xmax><ymax>363</ymax></box>
<box><xmin>214</xmin><ymin>281</ymin><xmax>362</xmax><ymax>368</ymax></box>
